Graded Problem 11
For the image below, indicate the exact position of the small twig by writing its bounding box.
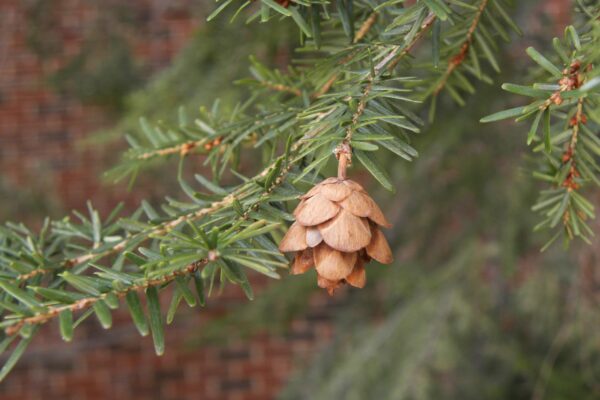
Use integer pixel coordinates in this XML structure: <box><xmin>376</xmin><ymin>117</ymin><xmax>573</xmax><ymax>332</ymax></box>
<box><xmin>433</xmin><ymin>0</ymin><xmax>489</xmax><ymax>96</ymax></box>
<box><xmin>8</xmin><ymin>140</ymin><xmax>310</xmax><ymax>333</ymax></box>
<box><xmin>562</xmin><ymin>98</ymin><xmax>585</xmax><ymax>191</ymax></box>
<box><xmin>344</xmin><ymin>80</ymin><xmax>374</xmax><ymax>146</ymax></box>
<box><xmin>338</xmin><ymin>12</ymin><xmax>436</xmax><ymax>164</ymax></box>
<box><xmin>15</xmin><ymin>195</ymin><xmax>234</xmax><ymax>282</ymax></box>
<box><xmin>138</xmin><ymin>140</ymin><xmax>203</xmax><ymax>160</ymax></box>
<box><xmin>335</xmin><ymin>143</ymin><xmax>352</xmax><ymax>179</ymax></box>
<box><xmin>16</xmin><ymin>269</ymin><xmax>52</xmax><ymax>281</ymax></box>
<box><xmin>312</xmin><ymin>74</ymin><xmax>340</xmax><ymax>99</ymax></box>
<box><xmin>560</xmin><ymin>98</ymin><xmax>586</xmax><ymax>233</ymax></box>
<box><xmin>130</xmin><ymin>12</ymin><xmax>380</xmax><ymax>174</ymax></box>
<box><xmin>311</xmin><ymin>12</ymin><xmax>379</xmax><ymax>99</ymax></box>
<box><xmin>130</xmin><ymin>12</ymin><xmax>378</xmax><ymax>141</ymax></box>
<box><xmin>385</xmin><ymin>13</ymin><xmax>437</xmax><ymax>72</ymax></box>
<box><xmin>6</xmin><ymin>259</ymin><xmax>210</xmax><ymax>336</ymax></box>
<box><xmin>553</xmin><ymin>61</ymin><xmax>589</xmax><ymax>234</ymax></box>
<box><xmin>259</xmin><ymin>81</ymin><xmax>302</xmax><ymax>97</ymax></box>
<box><xmin>15</xmin><ymin>141</ymin><xmax>297</xmax><ymax>283</ymax></box>
<box><xmin>354</xmin><ymin>12</ymin><xmax>379</xmax><ymax>43</ymax></box>
<box><xmin>135</xmin><ymin>135</ymin><xmax>223</xmax><ymax>162</ymax></box>
<box><xmin>568</xmin><ymin>100</ymin><xmax>584</xmax><ymax>151</ymax></box>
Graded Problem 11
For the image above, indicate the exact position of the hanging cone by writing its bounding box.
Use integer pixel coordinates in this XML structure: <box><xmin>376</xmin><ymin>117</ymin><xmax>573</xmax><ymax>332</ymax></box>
<box><xmin>278</xmin><ymin>144</ymin><xmax>394</xmax><ymax>295</ymax></box>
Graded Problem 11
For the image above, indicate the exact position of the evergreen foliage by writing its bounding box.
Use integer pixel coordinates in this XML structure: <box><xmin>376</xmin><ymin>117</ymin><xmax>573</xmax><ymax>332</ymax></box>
<box><xmin>483</xmin><ymin>2</ymin><xmax>600</xmax><ymax>247</ymax></box>
<box><xmin>1</xmin><ymin>0</ymin><xmax>599</xmax><ymax>390</ymax></box>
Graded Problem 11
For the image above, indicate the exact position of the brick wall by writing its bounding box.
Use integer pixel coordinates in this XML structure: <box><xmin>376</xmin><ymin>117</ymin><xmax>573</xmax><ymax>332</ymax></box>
<box><xmin>0</xmin><ymin>1</ymin><xmax>335</xmax><ymax>399</ymax></box>
<box><xmin>0</xmin><ymin>0</ymin><xmax>199</xmax><ymax>215</ymax></box>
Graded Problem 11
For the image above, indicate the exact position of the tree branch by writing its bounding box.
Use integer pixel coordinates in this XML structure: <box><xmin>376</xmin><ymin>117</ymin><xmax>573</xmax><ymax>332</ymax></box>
<box><xmin>433</xmin><ymin>0</ymin><xmax>489</xmax><ymax>96</ymax></box>
<box><xmin>112</xmin><ymin>11</ymin><xmax>381</xmax><ymax>171</ymax></box>
<box><xmin>312</xmin><ymin>11</ymin><xmax>379</xmax><ymax>99</ymax></box>
<box><xmin>14</xmin><ymin>140</ymin><xmax>301</xmax><ymax>284</ymax></box>
<box><xmin>258</xmin><ymin>81</ymin><xmax>302</xmax><ymax>97</ymax></box>
<box><xmin>341</xmin><ymin>13</ymin><xmax>436</xmax><ymax>158</ymax></box>
<box><xmin>386</xmin><ymin>13</ymin><xmax>437</xmax><ymax>72</ymax></box>
<box><xmin>6</xmin><ymin>258</ymin><xmax>211</xmax><ymax>336</ymax></box>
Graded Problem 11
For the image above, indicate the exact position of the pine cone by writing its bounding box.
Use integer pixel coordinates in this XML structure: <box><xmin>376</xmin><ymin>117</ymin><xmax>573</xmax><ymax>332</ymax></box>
<box><xmin>279</xmin><ymin>177</ymin><xmax>393</xmax><ymax>295</ymax></box>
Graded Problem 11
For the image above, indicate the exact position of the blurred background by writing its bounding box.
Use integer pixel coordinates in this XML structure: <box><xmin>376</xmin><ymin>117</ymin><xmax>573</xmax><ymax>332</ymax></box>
<box><xmin>1</xmin><ymin>0</ymin><xmax>599</xmax><ymax>399</ymax></box>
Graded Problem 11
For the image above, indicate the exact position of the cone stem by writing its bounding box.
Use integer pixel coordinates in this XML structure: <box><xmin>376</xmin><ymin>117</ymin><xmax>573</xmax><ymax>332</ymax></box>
<box><xmin>336</xmin><ymin>142</ymin><xmax>351</xmax><ymax>180</ymax></box>
<box><xmin>338</xmin><ymin>153</ymin><xmax>348</xmax><ymax>179</ymax></box>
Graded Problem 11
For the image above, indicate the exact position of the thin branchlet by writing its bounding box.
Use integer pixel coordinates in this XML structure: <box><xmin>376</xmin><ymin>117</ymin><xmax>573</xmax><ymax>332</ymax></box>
<box><xmin>386</xmin><ymin>13</ymin><xmax>437</xmax><ymax>72</ymax></box>
<box><xmin>433</xmin><ymin>0</ymin><xmax>489</xmax><ymax>96</ymax></box>
<box><xmin>259</xmin><ymin>81</ymin><xmax>303</xmax><ymax>97</ymax></box>
<box><xmin>14</xmin><ymin>145</ymin><xmax>300</xmax><ymax>283</ymax></box>
<box><xmin>312</xmin><ymin>11</ymin><xmax>380</xmax><ymax>99</ymax></box>
<box><xmin>6</xmin><ymin>138</ymin><xmax>313</xmax><ymax>335</ymax></box>
<box><xmin>341</xmin><ymin>12</ymin><xmax>436</xmax><ymax>162</ymax></box>
<box><xmin>118</xmin><ymin>11</ymin><xmax>381</xmax><ymax>174</ymax></box>
<box><xmin>6</xmin><ymin>259</ymin><xmax>210</xmax><ymax>336</ymax></box>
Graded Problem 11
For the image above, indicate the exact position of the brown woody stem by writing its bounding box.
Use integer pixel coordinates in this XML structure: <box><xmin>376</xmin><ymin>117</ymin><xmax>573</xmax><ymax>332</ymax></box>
<box><xmin>333</xmin><ymin>13</ymin><xmax>436</xmax><ymax>180</ymax></box>
<box><xmin>6</xmin><ymin>258</ymin><xmax>209</xmax><ymax>336</ymax></box>
<box><xmin>433</xmin><ymin>0</ymin><xmax>488</xmax><ymax>96</ymax></box>
<box><xmin>336</xmin><ymin>143</ymin><xmax>352</xmax><ymax>180</ymax></box>
<box><xmin>311</xmin><ymin>12</ymin><xmax>378</xmax><ymax>99</ymax></box>
<box><xmin>338</xmin><ymin>156</ymin><xmax>348</xmax><ymax>179</ymax></box>
<box><xmin>386</xmin><ymin>13</ymin><xmax>437</xmax><ymax>72</ymax></box>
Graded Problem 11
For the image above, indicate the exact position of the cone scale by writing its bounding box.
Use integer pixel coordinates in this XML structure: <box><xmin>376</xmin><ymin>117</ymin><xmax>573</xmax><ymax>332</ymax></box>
<box><xmin>279</xmin><ymin>145</ymin><xmax>393</xmax><ymax>295</ymax></box>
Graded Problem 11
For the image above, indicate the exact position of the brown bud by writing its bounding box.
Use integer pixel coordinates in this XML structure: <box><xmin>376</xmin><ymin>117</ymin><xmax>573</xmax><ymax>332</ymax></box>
<box><xmin>550</xmin><ymin>92</ymin><xmax>563</xmax><ymax>105</ymax></box>
<box><xmin>180</xmin><ymin>142</ymin><xmax>196</xmax><ymax>156</ymax></box>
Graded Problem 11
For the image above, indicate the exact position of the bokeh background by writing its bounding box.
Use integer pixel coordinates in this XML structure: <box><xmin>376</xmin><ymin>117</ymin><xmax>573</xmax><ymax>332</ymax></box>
<box><xmin>1</xmin><ymin>0</ymin><xmax>599</xmax><ymax>399</ymax></box>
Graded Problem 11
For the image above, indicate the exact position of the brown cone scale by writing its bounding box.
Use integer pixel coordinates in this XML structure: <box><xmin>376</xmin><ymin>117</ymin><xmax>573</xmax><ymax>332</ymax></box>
<box><xmin>278</xmin><ymin>177</ymin><xmax>393</xmax><ymax>295</ymax></box>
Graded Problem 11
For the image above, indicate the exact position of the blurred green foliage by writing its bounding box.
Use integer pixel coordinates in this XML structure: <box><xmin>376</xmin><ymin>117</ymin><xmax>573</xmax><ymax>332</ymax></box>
<box><xmin>49</xmin><ymin>35</ymin><xmax>141</xmax><ymax>111</ymax></box>
<box><xmin>0</xmin><ymin>175</ymin><xmax>61</xmax><ymax>223</ymax></box>
<box><xmin>24</xmin><ymin>1</ymin><xmax>292</xmax><ymax>114</ymax></box>
<box><xmin>25</xmin><ymin>1</ymin><xmax>147</xmax><ymax>110</ymax></box>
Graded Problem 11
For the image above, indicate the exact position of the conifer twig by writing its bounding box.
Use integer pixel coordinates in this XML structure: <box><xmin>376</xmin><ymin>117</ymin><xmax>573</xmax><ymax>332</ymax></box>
<box><xmin>133</xmin><ymin>135</ymin><xmax>224</xmax><ymax>161</ymax></box>
<box><xmin>14</xmin><ymin>146</ymin><xmax>296</xmax><ymax>283</ymax></box>
<box><xmin>259</xmin><ymin>81</ymin><xmax>303</xmax><ymax>97</ymax></box>
<box><xmin>355</xmin><ymin>12</ymin><xmax>379</xmax><ymax>43</ymax></box>
<box><xmin>6</xmin><ymin>259</ymin><xmax>211</xmax><ymax>335</ymax></box>
<box><xmin>312</xmin><ymin>11</ymin><xmax>379</xmax><ymax>98</ymax></box>
<box><xmin>340</xmin><ymin>12</ymin><xmax>436</xmax><ymax>161</ymax></box>
<box><xmin>124</xmin><ymin>11</ymin><xmax>380</xmax><ymax>170</ymax></box>
<box><xmin>386</xmin><ymin>13</ymin><xmax>437</xmax><ymax>72</ymax></box>
<box><xmin>433</xmin><ymin>0</ymin><xmax>489</xmax><ymax>95</ymax></box>
<box><xmin>8</xmin><ymin>136</ymin><xmax>323</xmax><ymax>334</ymax></box>
<box><xmin>15</xmin><ymin>195</ymin><xmax>234</xmax><ymax>282</ymax></box>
